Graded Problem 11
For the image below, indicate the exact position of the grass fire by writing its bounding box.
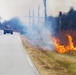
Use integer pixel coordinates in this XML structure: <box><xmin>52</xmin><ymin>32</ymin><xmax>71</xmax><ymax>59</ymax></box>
<box><xmin>21</xmin><ymin>32</ymin><xmax>76</xmax><ymax>75</ymax></box>
<box><xmin>20</xmin><ymin>5</ymin><xmax>76</xmax><ymax>75</ymax></box>
<box><xmin>52</xmin><ymin>34</ymin><xmax>76</xmax><ymax>54</ymax></box>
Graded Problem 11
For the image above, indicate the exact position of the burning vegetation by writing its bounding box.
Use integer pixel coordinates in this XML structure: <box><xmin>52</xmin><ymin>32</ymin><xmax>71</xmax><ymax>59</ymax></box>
<box><xmin>21</xmin><ymin>35</ymin><xmax>76</xmax><ymax>75</ymax></box>
<box><xmin>20</xmin><ymin>6</ymin><xmax>76</xmax><ymax>75</ymax></box>
<box><xmin>51</xmin><ymin>34</ymin><xmax>76</xmax><ymax>54</ymax></box>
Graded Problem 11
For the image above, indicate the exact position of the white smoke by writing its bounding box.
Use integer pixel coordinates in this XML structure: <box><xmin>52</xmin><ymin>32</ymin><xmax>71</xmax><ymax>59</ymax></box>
<box><xmin>25</xmin><ymin>24</ymin><xmax>54</xmax><ymax>51</ymax></box>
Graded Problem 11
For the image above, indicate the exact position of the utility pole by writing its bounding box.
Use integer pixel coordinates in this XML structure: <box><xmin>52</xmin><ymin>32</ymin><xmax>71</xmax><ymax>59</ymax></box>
<box><xmin>32</xmin><ymin>10</ymin><xmax>34</xmax><ymax>25</ymax></box>
<box><xmin>43</xmin><ymin>0</ymin><xmax>47</xmax><ymax>25</ymax></box>
<box><xmin>38</xmin><ymin>6</ymin><xmax>40</xmax><ymax>25</ymax></box>
<box><xmin>29</xmin><ymin>10</ymin><xmax>31</xmax><ymax>26</ymax></box>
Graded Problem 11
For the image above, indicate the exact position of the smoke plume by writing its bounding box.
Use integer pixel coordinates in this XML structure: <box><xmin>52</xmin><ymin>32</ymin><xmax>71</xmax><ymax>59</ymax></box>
<box><xmin>25</xmin><ymin>23</ymin><xmax>54</xmax><ymax>51</ymax></box>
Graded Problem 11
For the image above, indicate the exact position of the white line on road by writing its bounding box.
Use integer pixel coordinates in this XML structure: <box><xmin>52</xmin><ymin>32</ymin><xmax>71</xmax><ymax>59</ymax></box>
<box><xmin>27</xmin><ymin>57</ymin><xmax>34</xmax><ymax>68</ymax></box>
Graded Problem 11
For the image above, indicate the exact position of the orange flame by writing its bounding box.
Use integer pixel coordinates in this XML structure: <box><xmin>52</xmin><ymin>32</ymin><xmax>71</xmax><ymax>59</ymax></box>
<box><xmin>52</xmin><ymin>35</ymin><xmax>76</xmax><ymax>54</ymax></box>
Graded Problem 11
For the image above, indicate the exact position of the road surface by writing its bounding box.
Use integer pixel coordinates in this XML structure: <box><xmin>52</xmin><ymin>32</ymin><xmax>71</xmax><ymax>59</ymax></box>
<box><xmin>0</xmin><ymin>31</ymin><xmax>40</xmax><ymax>75</ymax></box>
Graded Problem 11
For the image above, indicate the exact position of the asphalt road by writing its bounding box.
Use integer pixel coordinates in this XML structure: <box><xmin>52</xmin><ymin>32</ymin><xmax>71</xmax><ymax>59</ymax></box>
<box><xmin>0</xmin><ymin>31</ymin><xmax>40</xmax><ymax>75</ymax></box>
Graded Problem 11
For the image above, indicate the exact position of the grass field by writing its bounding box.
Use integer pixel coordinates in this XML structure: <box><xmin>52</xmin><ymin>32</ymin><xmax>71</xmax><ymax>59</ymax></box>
<box><xmin>21</xmin><ymin>34</ymin><xmax>76</xmax><ymax>75</ymax></box>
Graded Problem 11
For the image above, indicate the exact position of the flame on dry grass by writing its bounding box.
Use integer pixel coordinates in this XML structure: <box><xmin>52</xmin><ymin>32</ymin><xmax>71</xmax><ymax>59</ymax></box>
<box><xmin>51</xmin><ymin>34</ymin><xmax>76</xmax><ymax>54</ymax></box>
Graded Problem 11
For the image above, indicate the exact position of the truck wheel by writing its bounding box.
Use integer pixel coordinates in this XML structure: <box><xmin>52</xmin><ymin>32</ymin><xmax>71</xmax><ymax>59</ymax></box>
<box><xmin>11</xmin><ymin>32</ymin><xmax>13</xmax><ymax>35</ymax></box>
<box><xmin>4</xmin><ymin>32</ymin><xmax>6</xmax><ymax>34</ymax></box>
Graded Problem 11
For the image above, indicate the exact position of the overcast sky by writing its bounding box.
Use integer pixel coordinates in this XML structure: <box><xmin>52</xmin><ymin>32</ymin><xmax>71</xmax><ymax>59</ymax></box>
<box><xmin>0</xmin><ymin>0</ymin><xmax>76</xmax><ymax>21</ymax></box>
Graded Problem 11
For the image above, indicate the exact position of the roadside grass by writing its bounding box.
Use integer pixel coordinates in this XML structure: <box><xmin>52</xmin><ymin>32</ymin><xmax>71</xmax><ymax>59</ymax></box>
<box><xmin>21</xmin><ymin>35</ymin><xmax>76</xmax><ymax>75</ymax></box>
<box><xmin>42</xmin><ymin>50</ymin><xmax>76</xmax><ymax>75</ymax></box>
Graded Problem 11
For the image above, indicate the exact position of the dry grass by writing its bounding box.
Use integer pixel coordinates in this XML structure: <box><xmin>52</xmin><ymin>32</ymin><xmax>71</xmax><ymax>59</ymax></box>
<box><xmin>21</xmin><ymin>35</ymin><xmax>76</xmax><ymax>75</ymax></box>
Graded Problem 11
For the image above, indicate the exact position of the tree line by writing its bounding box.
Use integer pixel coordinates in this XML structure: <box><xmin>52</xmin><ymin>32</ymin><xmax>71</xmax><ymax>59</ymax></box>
<box><xmin>47</xmin><ymin>7</ymin><xmax>76</xmax><ymax>33</ymax></box>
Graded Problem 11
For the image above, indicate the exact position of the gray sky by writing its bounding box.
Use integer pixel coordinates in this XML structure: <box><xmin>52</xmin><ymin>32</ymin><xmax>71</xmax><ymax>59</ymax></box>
<box><xmin>0</xmin><ymin>0</ymin><xmax>76</xmax><ymax>21</ymax></box>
